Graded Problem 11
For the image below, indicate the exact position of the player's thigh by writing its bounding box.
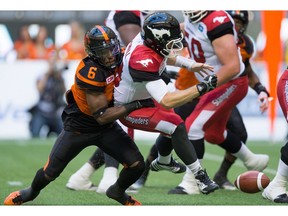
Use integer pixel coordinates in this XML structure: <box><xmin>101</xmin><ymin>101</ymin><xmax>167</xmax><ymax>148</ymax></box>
<box><xmin>98</xmin><ymin>123</ymin><xmax>143</xmax><ymax>166</ymax></box>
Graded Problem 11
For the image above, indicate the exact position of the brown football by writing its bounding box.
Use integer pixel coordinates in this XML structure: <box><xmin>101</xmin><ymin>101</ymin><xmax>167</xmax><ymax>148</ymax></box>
<box><xmin>234</xmin><ymin>170</ymin><xmax>270</xmax><ymax>193</ymax></box>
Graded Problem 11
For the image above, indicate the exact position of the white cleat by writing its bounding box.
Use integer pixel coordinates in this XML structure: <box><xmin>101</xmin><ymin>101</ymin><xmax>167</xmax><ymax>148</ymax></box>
<box><xmin>66</xmin><ymin>174</ymin><xmax>97</xmax><ymax>191</ymax></box>
<box><xmin>96</xmin><ymin>178</ymin><xmax>117</xmax><ymax>194</ymax></box>
<box><xmin>262</xmin><ymin>182</ymin><xmax>288</xmax><ymax>203</ymax></box>
<box><xmin>244</xmin><ymin>154</ymin><xmax>269</xmax><ymax>171</ymax></box>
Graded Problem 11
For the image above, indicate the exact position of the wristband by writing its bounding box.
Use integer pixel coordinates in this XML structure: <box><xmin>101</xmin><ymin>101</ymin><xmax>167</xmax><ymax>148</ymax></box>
<box><xmin>175</xmin><ymin>55</ymin><xmax>196</xmax><ymax>70</ymax></box>
<box><xmin>253</xmin><ymin>82</ymin><xmax>270</xmax><ymax>97</ymax></box>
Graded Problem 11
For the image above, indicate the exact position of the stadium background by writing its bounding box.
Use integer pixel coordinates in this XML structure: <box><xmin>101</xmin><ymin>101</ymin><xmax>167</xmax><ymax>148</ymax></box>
<box><xmin>0</xmin><ymin>10</ymin><xmax>288</xmax><ymax>141</ymax></box>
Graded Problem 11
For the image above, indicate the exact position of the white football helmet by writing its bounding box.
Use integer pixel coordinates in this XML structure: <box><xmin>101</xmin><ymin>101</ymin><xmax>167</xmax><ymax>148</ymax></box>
<box><xmin>183</xmin><ymin>10</ymin><xmax>208</xmax><ymax>23</ymax></box>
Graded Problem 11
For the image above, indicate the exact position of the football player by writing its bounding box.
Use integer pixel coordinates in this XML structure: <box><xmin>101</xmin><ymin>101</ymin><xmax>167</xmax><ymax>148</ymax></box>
<box><xmin>167</xmin><ymin>10</ymin><xmax>270</xmax><ymax>195</ymax></box>
<box><xmin>113</xmin><ymin>11</ymin><xmax>219</xmax><ymax>195</ymax></box>
<box><xmin>262</xmin><ymin>67</ymin><xmax>288</xmax><ymax>203</ymax></box>
<box><xmin>65</xmin><ymin>11</ymin><xmax>157</xmax><ymax>193</ymax></box>
<box><xmin>4</xmin><ymin>25</ymin><xmax>155</xmax><ymax>206</ymax></box>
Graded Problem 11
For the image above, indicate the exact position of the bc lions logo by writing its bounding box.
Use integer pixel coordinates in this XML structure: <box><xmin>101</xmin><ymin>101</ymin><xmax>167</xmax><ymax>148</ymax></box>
<box><xmin>136</xmin><ymin>59</ymin><xmax>153</xmax><ymax>67</ymax></box>
<box><xmin>213</xmin><ymin>16</ymin><xmax>227</xmax><ymax>23</ymax></box>
<box><xmin>106</xmin><ymin>75</ymin><xmax>114</xmax><ymax>84</ymax></box>
<box><xmin>147</xmin><ymin>26</ymin><xmax>171</xmax><ymax>40</ymax></box>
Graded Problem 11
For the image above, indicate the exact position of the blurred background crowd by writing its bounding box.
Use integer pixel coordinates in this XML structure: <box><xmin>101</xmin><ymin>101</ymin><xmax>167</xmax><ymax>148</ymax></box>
<box><xmin>0</xmin><ymin>11</ymin><xmax>287</xmax><ymax>62</ymax></box>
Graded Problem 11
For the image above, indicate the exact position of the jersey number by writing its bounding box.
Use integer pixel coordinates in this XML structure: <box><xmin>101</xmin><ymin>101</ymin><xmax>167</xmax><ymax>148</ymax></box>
<box><xmin>190</xmin><ymin>38</ymin><xmax>206</xmax><ymax>63</ymax></box>
<box><xmin>88</xmin><ymin>67</ymin><xmax>97</xmax><ymax>79</ymax></box>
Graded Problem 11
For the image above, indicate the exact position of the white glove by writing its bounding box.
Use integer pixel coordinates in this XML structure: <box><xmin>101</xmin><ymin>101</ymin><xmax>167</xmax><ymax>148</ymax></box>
<box><xmin>257</xmin><ymin>91</ymin><xmax>270</xmax><ymax>114</ymax></box>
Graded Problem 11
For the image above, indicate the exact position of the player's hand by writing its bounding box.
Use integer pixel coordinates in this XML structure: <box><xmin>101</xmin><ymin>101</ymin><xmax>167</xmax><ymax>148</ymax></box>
<box><xmin>189</xmin><ymin>62</ymin><xmax>214</xmax><ymax>77</ymax></box>
<box><xmin>196</xmin><ymin>74</ymin><xmax>218</xmax><ymax>96</ymax></box>
<box><xmin>258</xmin><ymin>91</ymin><xmax>273</xmax><ymax>114</ymax></box>
<box><xmin>136</xmin><ymin>98</ymin><xmax>155</xmax><ymax>108</ymax></box>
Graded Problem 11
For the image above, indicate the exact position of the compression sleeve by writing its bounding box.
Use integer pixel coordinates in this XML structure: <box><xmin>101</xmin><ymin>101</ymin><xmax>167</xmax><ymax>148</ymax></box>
<box><xmin>145</xmin><ymin>79</ymin><xmax>169</xmax><ymax>103</ymax></box>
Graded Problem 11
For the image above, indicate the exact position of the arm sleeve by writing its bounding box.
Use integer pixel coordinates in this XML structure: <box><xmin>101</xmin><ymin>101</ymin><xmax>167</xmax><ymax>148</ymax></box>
<box><xmin>145</xmin><ymin>79</ymin><xmax>169</xmax><ymax>103</ymax></box>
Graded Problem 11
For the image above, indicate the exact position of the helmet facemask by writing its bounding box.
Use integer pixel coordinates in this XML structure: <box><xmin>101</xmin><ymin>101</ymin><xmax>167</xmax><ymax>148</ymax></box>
<box><xmin>183</xmin><ymin>10</ymin><xmax>208</xmax><ymax>23</ymax></box>
<box><xmin>88</xmin><ymin>38</ymin><xmax>121</xmax><ymax>69</ymax></box>
<box><xmin>161</xmin><ymin>33</ymin><xmax>184</xmax><ymax>58</ymax></box>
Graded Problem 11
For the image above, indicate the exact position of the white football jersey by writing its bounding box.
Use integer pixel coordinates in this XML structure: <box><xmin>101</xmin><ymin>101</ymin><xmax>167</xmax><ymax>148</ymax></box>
<box><xmin>183</xmin><ymin>10</ymin><xmax>245</xmax><ymax>82</ymax></box>
<box><xmin>114</xmin><ymin>33</ymin><xmax>167</xmax><ymax>104</ymax></box>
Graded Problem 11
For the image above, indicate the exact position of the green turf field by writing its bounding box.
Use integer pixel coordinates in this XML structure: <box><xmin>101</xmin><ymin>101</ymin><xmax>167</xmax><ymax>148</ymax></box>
<box><xmin>0</xmin><ymin>138</ymin><xmax>286</xmax><ymax>206</ymax></box>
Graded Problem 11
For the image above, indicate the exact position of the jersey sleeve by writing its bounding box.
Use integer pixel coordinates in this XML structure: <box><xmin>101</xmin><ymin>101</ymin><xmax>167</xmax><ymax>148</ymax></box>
<box><xmin>128</xmin><ymin>47</ymin><xmax>164</xmax><ymax>82</ymax></box>
<box><xmin>114</xmin><ymin>11</ymin><xmax>141</xmax><ymax>30</ymax></box>
<box><xmin>204</xmin><ymin>11</ymin><xmax>234</xmax><ymax>42</ymax></box>
<box><xmin>75</xmin><ymin>58</ymin><xmax>107</xmax><ymax>93</ymax></box>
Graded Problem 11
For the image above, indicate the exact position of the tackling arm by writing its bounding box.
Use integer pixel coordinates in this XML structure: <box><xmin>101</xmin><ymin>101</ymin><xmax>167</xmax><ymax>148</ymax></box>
<box><xmin>86</xmin><ymin>91</ymin><xmax>141</xmax><ymax>125</ymax></box>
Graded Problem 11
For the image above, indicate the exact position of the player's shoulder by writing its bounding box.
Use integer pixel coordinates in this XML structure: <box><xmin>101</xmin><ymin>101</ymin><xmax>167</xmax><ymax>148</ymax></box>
<box><xmin>202</xmin><ymin>10</ymin><xmax>233</xmax><ymax>31</ymax></box>
<box><xmin>129</xmin><ymin>45</ymin><xmax>164</xmax><ymax>72</ymax></box>
<box><xmin>76</xmin><ymin>57</ymin><xmax>106</xmax><ymax>82</ymax></box>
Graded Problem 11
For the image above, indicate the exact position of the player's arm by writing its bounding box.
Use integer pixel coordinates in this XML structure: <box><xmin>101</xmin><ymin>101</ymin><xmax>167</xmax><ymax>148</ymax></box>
<box><xmin>114</xmin><ymin>11</ymin><xmax>142</xmax><ymax>46</ymax></box>
<box><xmin>118</xmin><ymin>25</ymin><xmax>141</xmax><ymax>46</ymax></box>
<box><xmin>86</xmin><ymin>91</ymin><xmax>150</xmax><ymax>125</ymax></box>
<box><xmin>212</xmin><ymin>34</ymin><xmax>242</xmax><ymax>86</ymax></box>
<box><xmin>167</xmin><ymin>55</ymin><xmax>214</xmax><ymax>77</ymax></box>
<box><xmin>246</xmin><ymin>63</ymin><xmax>271</xmax><ymax>113</ymax></box>
<box><xmin>146</xmin><ymin>75</ymin><xmax>217</xmax><ymax>109</ymax></box>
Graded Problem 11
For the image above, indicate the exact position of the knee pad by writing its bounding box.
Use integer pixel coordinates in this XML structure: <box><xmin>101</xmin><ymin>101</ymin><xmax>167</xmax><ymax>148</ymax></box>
<box><xmin>31</xmin><ymin>168</ymin><xmax>55</xmax><ymax>191</ymax></box>
<box><xmin>129</xmin><ymin>159</ymin><xmax>146</xmax><ymax>176</ymax></box>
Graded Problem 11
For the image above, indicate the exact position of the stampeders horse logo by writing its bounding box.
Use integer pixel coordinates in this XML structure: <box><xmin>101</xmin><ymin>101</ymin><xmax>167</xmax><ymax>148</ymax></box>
<box><xmin>147</xmin><ymin>25</ymin><xmax>171</xmax><ymax>40</ymax></box>
<box><xmin>213</xmin><ymin>16</ymin><xmax>227</xmax><ymax>24</ymax></box>
<box><xmin>136</xmin><ymin>59</ymin><xmax>153</xmax><ymax>67</ymax></box>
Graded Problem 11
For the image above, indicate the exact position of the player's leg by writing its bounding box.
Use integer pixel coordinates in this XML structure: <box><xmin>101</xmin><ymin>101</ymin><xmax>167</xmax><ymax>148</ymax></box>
<box><xmin>262</xmin><ymin>72</ymin><xmax>288</xmax><ymax>203</ymax></box>
<box><xmin>213</xmin><ymin>107</ymin><xmax>247</xmax><ymax>190</ymax></box>
<box><xmin>66</xmin><ymin>148</ymin><xmax>105</xmax><ymax>191</ymax></box>
<box><xmin>262</xmin><ymin>144</ymin><xmax>288</xmax><ymax>203</ymax></box>
<box><xmin>99</xmin><ymin>123</ymin><xmax>145</xmax><ymax>205</ymax></box>
<box><xmin>130</xmin><ymin>144</ymin><xmax>158</xmax><ymax>190</ymax></box>
<box><xmin>96</xmin><ymin>153</ymin><xmax>120</xmax><ymax>193</ymax></box>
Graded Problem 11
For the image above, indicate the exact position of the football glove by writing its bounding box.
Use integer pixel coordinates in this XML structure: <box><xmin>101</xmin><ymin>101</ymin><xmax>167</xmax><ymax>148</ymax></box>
<box><xmin>196</xmin><ymin>74</ymin><xmax>217</xmax><ymax>96</ymax></box>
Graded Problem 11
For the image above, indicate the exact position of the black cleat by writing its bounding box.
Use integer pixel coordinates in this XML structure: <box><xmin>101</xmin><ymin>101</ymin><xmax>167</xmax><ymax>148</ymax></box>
<box><xmin>195</xmin><ymin>169</ymin><xmax>219</xmax><ymax>194</ymax></box>
<box><xmin>150</xmin><ymin>158</ymin><xmax>186</xmax><ymax>173</ymax></box>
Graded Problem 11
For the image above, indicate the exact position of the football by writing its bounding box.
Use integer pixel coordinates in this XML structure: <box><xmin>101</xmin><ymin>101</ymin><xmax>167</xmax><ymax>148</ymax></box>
<box><xmin>234</xmin><ymin>170</ymin><xmax>270</xmax><ymax>193</ymax></box>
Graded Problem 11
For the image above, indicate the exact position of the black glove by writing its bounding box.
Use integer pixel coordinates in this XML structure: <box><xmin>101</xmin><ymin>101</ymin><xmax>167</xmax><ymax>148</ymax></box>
<box><xmin>160</xmin><ymin>71</ymin><xmax>172</xmax><ymax>84</ymax></box>
<box><xmin>125</xmin><ymin>98</ymin><xmax>155</xmax><ymax>113</ymax></box>
<box><xmin>196</xmin><ymin>74</ymin><xmax>217</xmax><ymax>96</ymax></box>
<box><xmin>136</xmin><ymin>98</ymin><xmax>155</xmax><ymax>108</ymax></box>
<box><xmin>167</xmin><ymin>71</ymin><xmax>179</xmax><ymax>80</ymax></box>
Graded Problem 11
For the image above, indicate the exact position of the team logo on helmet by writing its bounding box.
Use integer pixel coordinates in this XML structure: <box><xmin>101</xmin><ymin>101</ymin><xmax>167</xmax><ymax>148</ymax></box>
<box><xmin>147</xmin><ymin>25</ymin><xmax>171</xmax><ymax>40</ymax></box>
